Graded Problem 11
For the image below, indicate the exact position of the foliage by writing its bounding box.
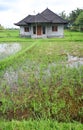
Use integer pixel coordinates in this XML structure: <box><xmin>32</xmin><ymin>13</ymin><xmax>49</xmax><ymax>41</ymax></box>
<box><xmin>68</xmin><ymin>8</ymin><xmax>83</xmax><ymax>31</ymax></box>
<box><xmin>68</xmin><ymin>8</ymin><xmax>83</xmax><ymax>25</ymax></box>
<box><xmin>0</xmin><ymin>120</ymin><xmax>83</xmax><ymax>130</ymax></box>
<box><xmin>59</xmin><ymin>11</ymin><xmax>68</xmax><ymax>20</ymax></box>
<box><xmin>0</xmin><ymin>66</ymin><xmax>83</xmax><ymax>122</ymax></box>
<box><xmin>75</xmin><ymin>12</ymin><xmax>83</xmax><ymax>31</ymax></box>
<box><xmin>59</xmin><ymin>11</ymin><xmax>68</xmax><ymax>29</ymax></box>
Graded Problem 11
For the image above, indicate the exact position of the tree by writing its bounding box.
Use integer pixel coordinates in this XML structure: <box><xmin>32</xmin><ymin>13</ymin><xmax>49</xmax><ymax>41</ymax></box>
<box><xmin>59</xmin><ymin>11</ymin><xmax>68</xmax><ymax>29</ymax></box>
<box><xmin>59</xmin><ymin>11</ymin><xmax>67</xmax><ymax>19</ymax></box>
<box><xmin>75</xmin><ymin>12</ymin><xmax>83</xmax><ymax>31</ymax></box>
<box><xmin>69</xmin><ymin>8</ymin><xmax>83</xmax><ymax>25</ymax></box>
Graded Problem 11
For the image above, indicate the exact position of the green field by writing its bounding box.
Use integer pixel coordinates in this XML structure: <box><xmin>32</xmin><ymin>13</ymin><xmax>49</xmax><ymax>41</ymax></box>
<box><xmin>0</xmin><ymin>29</ymin><xmax>83</xmax><ymax>42</ymax></box>
<box><xmin>0</xmin><ymin>29</ymin><xmax>83</xmax><ymax>129</ymax></box>
<box><xmin>0</xmin><ymin>120</ymin><xmax>83</xmax><ymax>130</ymax></box>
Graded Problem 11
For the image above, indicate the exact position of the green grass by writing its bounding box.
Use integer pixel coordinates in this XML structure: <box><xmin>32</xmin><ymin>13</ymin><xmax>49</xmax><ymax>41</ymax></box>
<box><xmin>0</xmin><ymin>29</ymin><xmax>83</xmax><ymax>42</ymax></box>
<box><xmin>64</xmin><ymin>30</ymin><xmax>83</xmax><ymax>41</ymax></box>
<box><xmin>0</xmin><ymin>29</ymin><xmax>83</xmax><ymax>125</ymax></box>
<box><xmin>0</xmin><ymin>29</ymin><xmax>33</xmax><ymax>42</ymax></box>
<box><xmin>0</xmin><ymin>120</ymin><xmax>83</xmax><ymax>130</ymax></box>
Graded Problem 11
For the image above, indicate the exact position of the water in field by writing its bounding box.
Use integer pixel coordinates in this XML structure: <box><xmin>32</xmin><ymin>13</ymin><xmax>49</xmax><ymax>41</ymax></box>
<box><xmin>4</xmin><ymin>69</ymin><xmax>18</xmax><ymax>88</ymax></box>
<box><xmin>0</xmin><ymin>43</ymin><xmax>21</xmax><ymax>60</ymax></box>
<box><xmin>2</xmin><ymin>54</ymin><xmax>83</xmax><ymax>88</ymax></box>
<box><xmin>67</xmin><ymin>54</ymin><xmax>83</xmax><ymax>67</ymax></box>
<box><xmin>45</xmin><ymin>54</ymin><xmax>83</xmax><ymax>70</ymax></box>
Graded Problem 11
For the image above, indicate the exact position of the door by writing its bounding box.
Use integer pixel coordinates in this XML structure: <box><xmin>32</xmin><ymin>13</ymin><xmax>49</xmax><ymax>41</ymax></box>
<box><xmin>37</xmin><ymin>26</ymin><xmax>41</xmax><ymax>35</ymax></box>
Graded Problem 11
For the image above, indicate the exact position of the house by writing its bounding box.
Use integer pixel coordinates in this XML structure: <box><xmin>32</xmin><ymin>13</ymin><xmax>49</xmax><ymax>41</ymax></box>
<box><xmin>15</xmin><ymin>8</ymin><xmax>67</xmax><ymax>38</ymax></box>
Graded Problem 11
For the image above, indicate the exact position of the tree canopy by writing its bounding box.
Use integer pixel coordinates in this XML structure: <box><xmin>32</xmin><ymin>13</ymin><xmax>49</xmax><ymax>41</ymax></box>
<box><xmin>75</xmin><ymin>12</ymin><xmax>83</xmax><ymax>25</ymax></box>
<box><xmin>59</xmin><ymin>8</ymin><xmax>83</xmax><ymax>31</ymax></box>
<box><xmin>69</xmin><ymin>8</ymin><xmax>83</xmax><ymax>25</ymax></box>
<box><xmin>75</xmin><ymin>12</ymin><xmax>83</xmax><ymax>31</ymax></box>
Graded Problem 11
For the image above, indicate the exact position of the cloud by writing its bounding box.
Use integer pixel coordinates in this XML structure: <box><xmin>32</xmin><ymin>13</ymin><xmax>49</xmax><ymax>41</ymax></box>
<box><xmin>0</xmin><ymin>0</ymin><xmax>18</xmax><ymax>3</ymax></box>
<box><xmin>0</xmin><ymin>0</ymin><xmax>83</xmax><ymax>28</ymax></box>
<box><xmin>0</xmin><ymin>0</ymin><xmax>19</xmax><ymax>11</ymax></box>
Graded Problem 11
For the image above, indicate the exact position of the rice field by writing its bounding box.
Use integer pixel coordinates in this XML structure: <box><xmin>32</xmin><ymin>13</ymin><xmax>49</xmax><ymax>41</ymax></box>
<box><xmin>0</xmin><ymin>29</ymin><xmax>83</xmax><ymax>129</ymax></box>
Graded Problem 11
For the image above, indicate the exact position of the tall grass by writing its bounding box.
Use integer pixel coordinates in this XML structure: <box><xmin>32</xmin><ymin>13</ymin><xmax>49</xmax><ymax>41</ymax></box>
<box><xmin>0</xmin><ymin>120</ymin><xmax>83</xmax><ymax>130</ymax></box>
<box><xmin>0</xmin><ymin>29</ymin><xmax>83</xmax><ymax>123</ymax></box>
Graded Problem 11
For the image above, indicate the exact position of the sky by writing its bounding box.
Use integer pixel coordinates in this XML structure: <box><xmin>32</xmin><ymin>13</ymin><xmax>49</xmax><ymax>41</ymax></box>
<box><xmin>0</xmin><ymin>0</ymin><xmax>83</xmax><ymax>28</ymax></box>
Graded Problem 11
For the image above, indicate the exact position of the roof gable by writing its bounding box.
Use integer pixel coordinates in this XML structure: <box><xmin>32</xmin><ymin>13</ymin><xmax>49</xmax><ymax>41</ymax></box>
<box><xmin>41</xmin><ymin>8</ymin><xmax>56</xmax><ymax>21</ymax></box>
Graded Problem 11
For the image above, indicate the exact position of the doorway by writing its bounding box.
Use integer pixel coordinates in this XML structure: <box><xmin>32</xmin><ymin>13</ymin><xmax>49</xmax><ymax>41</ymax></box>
<box><xmin>37</xmin><ymin>25</ymin><xmax>41</xmax><ymax>35</ymax></box>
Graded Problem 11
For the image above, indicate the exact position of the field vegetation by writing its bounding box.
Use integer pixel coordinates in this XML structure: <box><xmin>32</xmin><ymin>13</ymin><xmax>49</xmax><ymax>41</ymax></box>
<box><xmin>0</xmin><ymin>29</ymin><xmax>83</xmax><ymax>129</ymax></box>
<box><xmin>0</xmin><ymin>119</ymin><xmax>83</xmax><ymax>130</ymax></box>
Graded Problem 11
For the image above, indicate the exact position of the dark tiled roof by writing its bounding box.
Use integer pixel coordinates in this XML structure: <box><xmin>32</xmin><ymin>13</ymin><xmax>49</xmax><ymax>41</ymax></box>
<box><xmin>15</xmin><ymin>8</ymin><xmax>67</xmax><ymax>26</ymax></box>
<box><xmin>15</xmin><ymin>15</ymin><xmax>34</xmax><ymax>26</ymax></box>
<box><xmin>41</xmin><ymin>8</ymin><xmax>67</xmax><ymax>23</ymax></box>
<box><xmin>26</xmin><ymin>13</ymin><xmax>49</xmax><ymax>23</ymax></box>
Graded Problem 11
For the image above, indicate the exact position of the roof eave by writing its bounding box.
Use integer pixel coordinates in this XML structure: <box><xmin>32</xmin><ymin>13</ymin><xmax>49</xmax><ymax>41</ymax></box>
<box><xmin>52</xmin><ymin>21</ymin><xmax>68</xmax><ymax>24</ymax></box>
<box><xmin>14</xmin><ymin>23</ymin><xmax>19</xmax><ymax>26</ymax></box>
<box><xmin>14</xmin><ymin>22</ymin><xmax>28</xmax><ymax>26</ymax></box>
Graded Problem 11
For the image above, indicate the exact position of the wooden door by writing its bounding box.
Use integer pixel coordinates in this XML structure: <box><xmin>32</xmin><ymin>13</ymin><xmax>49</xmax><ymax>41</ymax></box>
<box><xmin>37</xmin><ymin>26</ymin><xmax>41</xmax><ymax>35</ymax></box>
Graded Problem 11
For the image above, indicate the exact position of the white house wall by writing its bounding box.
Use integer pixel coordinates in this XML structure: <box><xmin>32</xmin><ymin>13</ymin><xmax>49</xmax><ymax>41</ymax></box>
<box><xmin>31</xmin><ymin>24</ymin><xmax>47</xmax><ymax>38</ymax></box>
<box><xmin>20</xmin><ymin>24</ymin><xmax>64</xmax><ymax>38</ymax></box>
<box><xmin>47</xmin><ymin>24</ymin><xmax>64</xmax><ymax>38</ymax></box>
<box><xmin>20</xmin><ymin>26</ymin><xmax>31</xmax><ymax>37</ymax></box>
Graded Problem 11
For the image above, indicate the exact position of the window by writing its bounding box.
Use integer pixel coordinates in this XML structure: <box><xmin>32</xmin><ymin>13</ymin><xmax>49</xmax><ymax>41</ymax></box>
<box><xmin>24</xmin><ymin>27</ymin><xmax>29</xmax><ymax>32</ymax></box>
<box><xmin>43</xmin><ymin>26</ymin><xmax>45</xmax><ymax>34</ymax></box>
<box><xmin>33</xmin><ymin>26</ymin><xmax>36</xmax><ymax>34</ymax></box>
<box><xmin>52</xmin><ymin>25</ymin><xmax>58</xmax><ymax>32</ymax></box>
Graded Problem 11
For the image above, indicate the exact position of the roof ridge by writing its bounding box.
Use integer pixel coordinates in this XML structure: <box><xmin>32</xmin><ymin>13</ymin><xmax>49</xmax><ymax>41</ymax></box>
<box><xmin>39</xmin><ymin>13</ymin><xmax>50</xmax><ymax>22</ymax></box>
